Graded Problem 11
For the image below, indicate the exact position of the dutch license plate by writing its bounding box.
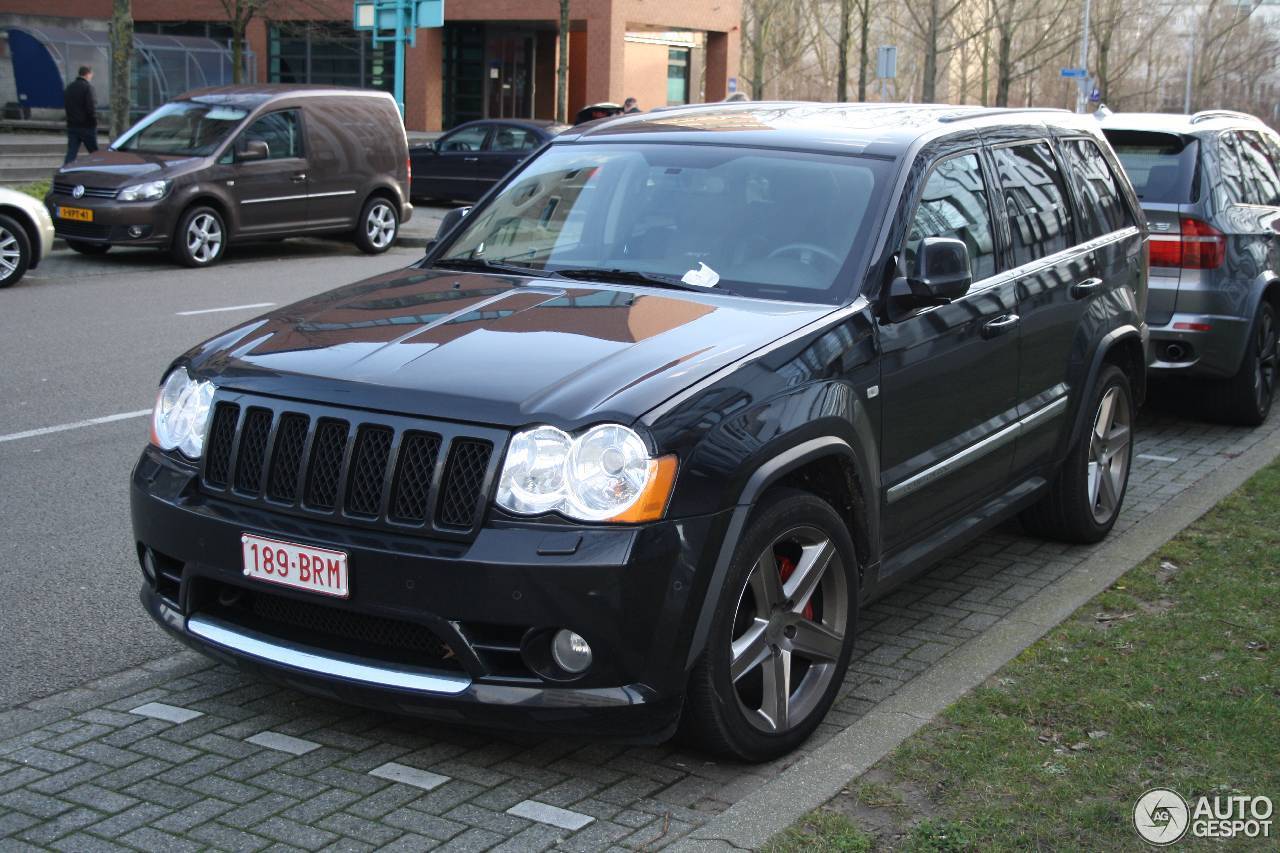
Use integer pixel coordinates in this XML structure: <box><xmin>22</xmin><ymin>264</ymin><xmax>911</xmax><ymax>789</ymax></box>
<box><xmin>58</xmin><ymin>206</ymin><xmax>93</xmax><ymax>222</ymax></box>
<box><xmin>241</xmin><ymin>533</ymin><xmax>349</xmax><ymax>598</ymax></box>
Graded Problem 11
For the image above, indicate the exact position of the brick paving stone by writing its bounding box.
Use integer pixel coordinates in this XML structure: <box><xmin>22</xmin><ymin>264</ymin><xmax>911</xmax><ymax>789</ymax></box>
<box><xmin>151</xmin><ymin>796</ymin><xmax>237</xmax><ymax>832</ymax></box>
<box><xmin>281</xmin><ymin>787</ymin><xmax>362</xmax><ymax>824</ymax></box>
<box><xmin>118</xmin><ymin>825</ymin><xmax>205</xmax><ymax>853</ymax></box>
<box><xmin>382</xmin><ymin>807</ymin><xmax>467</xmax><ymax>840</ymax></box>
<box><xmin>507</xmin><ymin>800</ymin><xmax>594</xmax><ymax>831</ymax></box>
<box><xmin>318</xmin><ymin>838</ymin><xmax>378</xmax><ymax>853</ymax></box>
<box><xmin>129</xmin><ymin>703</ymin><xmax>203</xmax><ymax>724</ymax></box>
<box><xmin>490</xmin><ymin>822</ymin><xmax>565</xmax><ymax>853</ymax></box>
<box><xmin>378</xmin><ymin>832</ymin><xmax>441</xmax><ymax>851</ymax></box>
<box><xmin>16</xmin><ymin>805</ymin><xmax>103</xmax><ymax>845</ymax></box>
<box><xmin>254</xmin><ymin>815</ymin><xmax>341</xmax><ymax>850</ymax></box>
<box><xmin>188</xmin><ymin>821</ymin><xmax>273</xmax><ymax>851</ymax></box>
<box><xmin>49</xmin><ymin>831</ymin><xmax>133</xmax><ymax>852</ymax></box>
<box><xmin>369</xmin><ymin>762</ymin><xmax>451</xmax><ymax>791</ymax></box>
<box><xmin>0</xmin><ymin>809</ymin><xmax>41</xmax><ymax>837</ymax></box>
<box><xmin>83</xmin><ymin>802</ymin><xmax>169</xmax><ymax>836</ymax></box>
<box><xmin>247</xmin><ymin>731</ymin><xmax>322</xmax><ymax>756</ymax></box>
<box><xmin>316</xmin><ymin>810</ymin><xmax>406</xmax><ymax>846</ymax></box>
<box><xmin>186</xmin><ymin>773</ymin><xmax>266</xmax><ymax>804</ymax></box>
<box><xmin>0</xmin><ymin>789</ymin><xmax>75</xmax><ymax>819</ymax></box>
<box><xmin>345</xmin><ymin>783</ymin><xmax>423</xmax><ymax>820</ymax></box>
<box><xmin>61</xmin><ymin>782</ymin><xmax>139</xmax><ymax>813</ymax></box>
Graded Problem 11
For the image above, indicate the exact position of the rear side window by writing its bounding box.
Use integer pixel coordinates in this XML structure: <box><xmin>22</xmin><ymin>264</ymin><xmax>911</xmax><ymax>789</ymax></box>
<box><xmin>1061</xmin><ymin>138</ymin><xmax>1135</xmax><ymax>238</ymax></box>
<box><xmin>241</xmin><ymin>110</ymin><xmax>302</xmax><ymax>159</ymax></box>
<box><xmin>1103</xmin><ymin>130</ymin><xmax>1199</xmax><ymax>203</ymax></box>
<box><xmin>904</xmin><ymin>152</ymin><xmax>998</xmax><ymax>282</ymax></box>
<box><xmin>991</xmin><ymin>142</ymin><xmax>1073</xmax><ymax>266</ymax></box>
<box><xmin>1239</xmin><ymin>131</ymin><xmax>1280</xmax><ymax>206</ymax></box>
<box><xmin>491</xmin><ymin>127</ymin><xmax>541</xmax><ymax>151</ymax></box>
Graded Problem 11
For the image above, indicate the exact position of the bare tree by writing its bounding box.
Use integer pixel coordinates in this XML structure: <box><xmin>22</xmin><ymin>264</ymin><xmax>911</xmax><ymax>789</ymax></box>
<box><xmin>837</xmin><ymin>0</ymin><xmax>852</xmax><ymax>100</ymax></box>
<box><xmin>902</xmin><ymin>0</ymin><xmax>971</xmax><ymax>102</ymax></box>
<box><xmin>110</xmin><ymin>0</ymin><xmax>133</xmax><ymax>137</ymax></box>
<box><xmin>989</xmin><ymin>0</ymin><xmax>1073</xmax><ymax>106</ymax></box>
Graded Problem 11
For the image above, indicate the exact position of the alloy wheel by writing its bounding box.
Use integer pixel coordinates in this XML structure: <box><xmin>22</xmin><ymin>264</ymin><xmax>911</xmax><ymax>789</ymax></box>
<box><xmin>187</xmin><ymin>213</ymin><xmax>223</xmax><ymax>264</ymax></box>
<box><xmin>1253</xmin><ymin>307</ymin><xmax>1276</xmax><ymax>413</ymax></box>
<box><xmin>1087</xmin><ymin>385</ymin><xmax>1132</xmax><ymax>524</ymax></box>
<box><xmin>0</xmin><ymin>226</ymin><xmax>19</xmax><ymax>281</ymax></box>
<box><xmin>729</xmin><ymin>525</ymin><xmax>848</xmax><ymax>734</ymax></box>
<box><xmin>366</xmin><ymin>203</ymin><xmax>396</xmax><ymax>248</ymax></box>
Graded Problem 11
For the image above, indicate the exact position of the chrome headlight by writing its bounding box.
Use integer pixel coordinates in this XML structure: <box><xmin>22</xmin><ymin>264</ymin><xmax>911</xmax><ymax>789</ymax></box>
<box><xmin>496</xmin><ymin>424</ymin><xmax>677</xmax><ymax>523</ymax></box>
<box><xmin>150</xmin><ymin>367</ymin><xmax>216</xmax><ymax>459</ymax></box>
<box><xmin>118</xmin><ymin>179</ymin><xmax>170</xmax><ymax>202</ymax></box>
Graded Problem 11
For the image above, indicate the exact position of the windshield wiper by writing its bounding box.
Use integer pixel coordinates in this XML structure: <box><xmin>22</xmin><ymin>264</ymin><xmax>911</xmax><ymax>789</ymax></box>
<box><xmin>549</xmin><ymin>267</ymin><xmax>713</xmax><ymax>293</ymax></box>
<box><xmin>432</xmin><ymin>257</ymin><xmax>549</xmax><ymax>277</ymax></box>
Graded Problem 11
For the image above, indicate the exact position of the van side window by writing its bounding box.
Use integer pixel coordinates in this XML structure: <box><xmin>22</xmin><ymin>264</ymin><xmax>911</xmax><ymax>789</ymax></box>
<box><xmin>241</xmin><ymin>110</ymin><xmax>303</xmax><ymax>160</ymax></box>
<box><xmin>1061</xmin><ymin>138</ymin><xmax>1134</xmax><ymax>238</ymax></box>
<box><xmin>1239</xmin><ymin>131</ymin><xmax>1280</xmax><ymax>206</ymax></box>
<box><xmin>992</xmin><ymin>142</ymin><xmax>1073</xmax><ymax>266</ymax></box>
<box><xmin>903</xmin><ymin>153</ymin><xmax>997</xmax><ymax>282</ymax></box>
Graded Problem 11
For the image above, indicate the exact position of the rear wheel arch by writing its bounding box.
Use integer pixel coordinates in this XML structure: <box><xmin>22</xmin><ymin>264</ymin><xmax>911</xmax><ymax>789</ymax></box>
<box><xmin>1067</xmin><ymin>325</ymin><xmax>1145</xmax><ymax>454</ymax></box>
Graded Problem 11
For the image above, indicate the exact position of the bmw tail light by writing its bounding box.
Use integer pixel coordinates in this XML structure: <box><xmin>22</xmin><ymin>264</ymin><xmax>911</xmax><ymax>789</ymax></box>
<box><xmin>1149</xmin><ymin>218</ymin><xmax>1226</xmax><ymax>270</ymax></box>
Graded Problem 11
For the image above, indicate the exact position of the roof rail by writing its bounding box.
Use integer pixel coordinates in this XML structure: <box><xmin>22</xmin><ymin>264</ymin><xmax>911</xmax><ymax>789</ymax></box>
<box><xmin>1190</xmin><ymin>110</ymin><xmax>1258</xmax><ymax>124</ymax></box>
<box><xmin>937</xmin><ymin>107</ymin><xmax>1072</xmax><ymax>123</ymax></box>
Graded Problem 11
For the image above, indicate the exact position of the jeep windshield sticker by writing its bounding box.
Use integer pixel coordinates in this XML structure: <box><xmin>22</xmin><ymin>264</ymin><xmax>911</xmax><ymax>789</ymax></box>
<box><xmin>681</xmin><ymin>262</ymin><xmax>721</xmax><ymax>288</ymax></box>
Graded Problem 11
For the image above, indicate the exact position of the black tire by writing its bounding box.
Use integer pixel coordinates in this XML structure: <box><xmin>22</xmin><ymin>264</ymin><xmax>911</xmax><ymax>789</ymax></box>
<box><xmin>171</xmin><ymin>205</ymin><xmax>227</xmax><ymax>268</ymax></box>
<box><xmin>66</xmin><ymin>239</ymin><xmax>109</xmax><ymax>256</ymax></box>
<box><xmin>1201</xmin><ymin>301</ymin><xmax>1277</xmax><ymax>427</ymax></box>
<box><xmin>1021</xmin><ymin>364</ymin><xmax>1134</xmax><ymax>543</ymax></box>
<box><xmin>0</xmin><ymin>213</ymin><xmax>32</xmax><ymax>287</ymax></box>
<box><xmin>354</xmin><ymin>195</ymin><xmax>399</xmax><ymax>254</ymax></box>
<box><xmin>681</xmin><ymin>488</ymin><xmax>858</xmax><ymax>762</ymax></box>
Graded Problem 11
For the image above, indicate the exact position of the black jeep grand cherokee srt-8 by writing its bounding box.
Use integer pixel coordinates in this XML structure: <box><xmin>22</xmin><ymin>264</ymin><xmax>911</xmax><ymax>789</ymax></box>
<box><xmin>133</xmin><ymin>103</ymin><xmax>1148</xmax><ymax>761</ymax></box>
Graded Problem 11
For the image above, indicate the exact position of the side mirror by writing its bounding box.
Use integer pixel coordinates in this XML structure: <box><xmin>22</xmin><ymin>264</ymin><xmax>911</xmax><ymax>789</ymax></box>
<box><xmin>238</xmin><ymin>139</ymin><xmax>269</xmax><ymax>162</ymax></box>
<box><xmin>427</xmin><ymin>206</ymin><xmax>471</xmax><ymax>256</ymax></box>
<box><xmin>886</xmin><ymin>237</ymin><xmax>973</xmax><ymax>320</ymax></box>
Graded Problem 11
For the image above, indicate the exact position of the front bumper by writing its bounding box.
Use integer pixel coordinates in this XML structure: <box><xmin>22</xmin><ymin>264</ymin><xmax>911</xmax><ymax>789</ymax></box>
<box><xmin>132</xmin><ymin>446</ymin><xmax>729</xmax><ymax>738</ymax></box>
<box><xmin>45</xmin><ymin>194</ymin><xmax>174</xmax><ymax>247</ymax></box>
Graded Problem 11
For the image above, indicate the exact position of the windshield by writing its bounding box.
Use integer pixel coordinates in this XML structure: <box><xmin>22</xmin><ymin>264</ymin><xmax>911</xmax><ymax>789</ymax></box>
<box><xmin>438</xmin><ymin>143</ymin><xmax>891</xmax><ymax>304</ymax></box>
<box><xmin>1103</xmin><ymin>130</ymin><xmax>1199</xmax><ymax>204</ymax></box>
<box><xmin>116</xmin><ymin>101</ymin><xmax>249</xmax><ymax>156</ymax></box>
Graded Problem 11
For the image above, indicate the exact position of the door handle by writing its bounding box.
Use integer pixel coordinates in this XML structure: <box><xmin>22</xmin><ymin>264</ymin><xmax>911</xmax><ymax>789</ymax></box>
<box><xmin>291</xmin><ymin>172</ymin><xmax>307</xmax><ymax>182</ymax></box>
<box><xmin>463</xmin><ymin>156</ymin><xmax>479</xmax><ymax>162</ymax></box>
<box><xmin>981</xmin><ymin>314</ymin><xmax>1020</xmax><ymax>339</ymax></box>
<box><xmin>1070</xmin><ymin>277</ymin><xmax>1104</xmax><ymax>299</ymax></box>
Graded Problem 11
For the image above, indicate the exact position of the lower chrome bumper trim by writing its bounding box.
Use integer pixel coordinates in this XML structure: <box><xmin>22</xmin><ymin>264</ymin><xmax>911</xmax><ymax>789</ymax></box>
<box><xmin>187</xmin><ymin>613</ymin><xmax>473</xmax><ymax>694</ymax></box>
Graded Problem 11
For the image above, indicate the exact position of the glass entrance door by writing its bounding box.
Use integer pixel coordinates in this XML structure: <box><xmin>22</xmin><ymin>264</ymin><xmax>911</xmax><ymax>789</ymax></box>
<box><xmin>485</xmin><ymin>33</ymin><xmax>534</xmax><ymax>119</ymax></box>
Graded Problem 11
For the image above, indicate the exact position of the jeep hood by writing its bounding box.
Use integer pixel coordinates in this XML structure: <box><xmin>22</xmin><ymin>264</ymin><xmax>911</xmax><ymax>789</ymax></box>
<box><xmin>187</xmin><ymin>265</ymin><xmax>832</xmax><ymax>429</ymax></box>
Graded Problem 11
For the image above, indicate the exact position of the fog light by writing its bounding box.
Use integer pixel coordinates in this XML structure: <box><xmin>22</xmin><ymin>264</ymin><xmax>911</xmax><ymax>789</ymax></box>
<box><xmin>127</xmin><ymin>225</ymin><xmax>144</xmax><ymax>238</ymax></box>
<box><xmin>550</xmin><ymin>629</ymin><xmax>592</xmax><ymax>674</ymax></box>
<box><xmin>140</xmin><ymin>547</ymin><xmax>157</xmax><ymax>583</ymax></box>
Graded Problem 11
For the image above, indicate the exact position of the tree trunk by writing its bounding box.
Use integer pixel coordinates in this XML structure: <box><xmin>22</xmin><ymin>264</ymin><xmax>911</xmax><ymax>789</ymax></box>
<box><xmin>109</xmin><ymin>0</ymin><xmax>133</xmax><ymax>137</ymax></box>
<box><xmin>751</xmin><ymin>8</ymin><xmax>766</xmax><ymax>99</ymax></box>
<box><xmin>921</xmin><ymin>7</ymin><xmax>939</xmax><ymax>102</ymax></box>
<box><xmin>557</xmin><ymin>0</ymin><xmax>570</xmax><ymax>122</ymax></box>
<box><xmin>995</xmin><ymin>28</ymin><xmax>1012</xmax><ymax>107</ymax></box>
<box><xmin>837</xmin><ymin>0</ymin><xmax>851</xmax><ymax>101</ymax></box>
<box><xmin>856</xmin><ymin>1</ymin><xmax>869</xmax><ymax>101</ymax></box>
<box><xmin>231</xmin><ymin>10</ymin><xmax>245</xmax><ymax>85</ymax></box>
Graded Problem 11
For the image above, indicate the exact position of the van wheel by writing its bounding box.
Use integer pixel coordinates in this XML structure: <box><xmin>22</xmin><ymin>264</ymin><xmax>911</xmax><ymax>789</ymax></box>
<box><xmin>681</xmin><ymin>488</ymin><xmax>857</xmax><ymax>762</ymax></box>
<box><xmin>1202</xmin><ymin>301</ymin><xmax>1276</xmax><ymax>426</ymax></box>
<box><xmin>66</xmin><ymin>239</ymin><xmax>110</xmax><ymax>256</ymax></box>
<box><xmin>0</xmin><ymin>214</ymin><xmax>32</xmax><ymax>287</ymax></box>
<box><xmin>172</xmin><ymin>206</ymin><xmax>226</xmax><ymax>267</ymax></box>
<box><xmin>355</xmin><ymin>196</ymin><xmax>398</xmax><ymax>254</ymax></box>
<box><xmin>1021</xmin><ymin>365</ymin><xmax>1133</xmax><ymax>543</ymax></box>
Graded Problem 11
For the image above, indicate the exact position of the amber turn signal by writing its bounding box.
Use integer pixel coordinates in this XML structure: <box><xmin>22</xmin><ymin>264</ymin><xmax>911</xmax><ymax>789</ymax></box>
<box><xmin>607</xmin><ymin>455</ymin><xmax>678</xmax><ymax>523</ymax></box>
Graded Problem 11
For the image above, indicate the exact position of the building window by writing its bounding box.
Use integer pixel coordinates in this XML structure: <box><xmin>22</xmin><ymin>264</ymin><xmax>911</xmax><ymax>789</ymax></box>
<box><xmin>134</xmin><ymin>21</ymin><xmax>234</xmax><ymax>40</ymax></box>
<box><xmin>667</xmin><ymin>48</ymin><xmax>689</xmax><ymax>105</ymax></box>
<box><xmin>269</xmin><ymin>22</ymin><xmax>395</xmax><ymax>93</ymax></box>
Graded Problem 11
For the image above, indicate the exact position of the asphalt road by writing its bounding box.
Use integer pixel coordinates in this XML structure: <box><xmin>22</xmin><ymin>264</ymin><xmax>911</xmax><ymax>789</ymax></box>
<box><xmin>0</xmin><ymin>236</ymin><xmax>430</xmax><ymax>708</ymax></box>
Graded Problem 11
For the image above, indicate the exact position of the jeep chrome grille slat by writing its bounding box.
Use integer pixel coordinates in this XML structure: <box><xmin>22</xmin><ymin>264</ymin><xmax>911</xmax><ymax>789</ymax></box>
<box><xmin>199</xmin><ymin>396</ymin><xmax>505</xmax><ymax>540</ymax></box>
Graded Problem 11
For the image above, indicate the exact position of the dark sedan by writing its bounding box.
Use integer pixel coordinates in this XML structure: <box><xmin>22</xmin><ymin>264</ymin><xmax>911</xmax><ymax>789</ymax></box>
<box><xmin>410</xmin><ymin>119</ymin><xmax>567</xmax><ymax>202</ymax></box>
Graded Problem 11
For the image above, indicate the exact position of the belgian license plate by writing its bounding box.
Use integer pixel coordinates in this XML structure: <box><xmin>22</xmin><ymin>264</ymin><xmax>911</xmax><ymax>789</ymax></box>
<box><xmin>58</xmin><ymin>206</ymin><xmax>93</xmax><ymax>222</ymax></box>
<box><xmin>241</xmin><ymin>533</ymin><xmax>349</xmax><ymax>598</ymax></box>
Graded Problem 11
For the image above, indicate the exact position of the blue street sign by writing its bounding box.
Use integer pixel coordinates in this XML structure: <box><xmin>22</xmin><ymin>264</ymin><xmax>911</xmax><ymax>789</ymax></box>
<box><xmin>1089</xmin><ymin>87</ymin><xmax>1101</xmax><ymax>102</ymax></box>
<box><xmin>1060</xmin><ymin>68</ymin><xmax>1087</xmax><ymax>79</ymax></box>
<box><xmin>353</xmin><ymin>0</ymin><xmax>445</xmax><ymax>115</ymax></box>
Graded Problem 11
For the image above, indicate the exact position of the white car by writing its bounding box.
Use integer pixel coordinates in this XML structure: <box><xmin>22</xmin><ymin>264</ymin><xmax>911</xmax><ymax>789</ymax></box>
<box><xmin>0</xmin><ymin>186</ymin><xmax>55</xmax><ymax>287</ymax></box>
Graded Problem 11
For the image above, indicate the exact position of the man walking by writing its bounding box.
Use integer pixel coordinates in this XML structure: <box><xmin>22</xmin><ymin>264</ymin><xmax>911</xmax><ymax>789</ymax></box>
<box><xmin>64</xmin><ymin>66</ymin><xmax>98</xmax><ymax>165</ymax></box>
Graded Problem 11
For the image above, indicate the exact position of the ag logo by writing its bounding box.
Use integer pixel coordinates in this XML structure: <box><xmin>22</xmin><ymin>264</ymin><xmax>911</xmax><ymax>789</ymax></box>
<box><xmin>1135</xmin><ymin>788</ymin><xmax>1190</xmax><ymax>845</ymax></box>
<box><xmin>72</xmin><ymin>184</ymin><xmax>85</xmax><ymax>199</ymax></box>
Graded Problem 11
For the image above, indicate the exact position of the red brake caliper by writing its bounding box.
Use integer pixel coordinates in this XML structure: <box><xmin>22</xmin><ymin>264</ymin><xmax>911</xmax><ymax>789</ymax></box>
<box><xmin>776</xmin><ymin>555</ymin><xmax>815</xmax><ymax>620</ymax></box>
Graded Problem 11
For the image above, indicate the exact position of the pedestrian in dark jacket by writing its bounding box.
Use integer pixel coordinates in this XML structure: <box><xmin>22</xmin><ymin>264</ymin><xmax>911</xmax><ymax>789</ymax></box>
<box><xmin>64</xmin><ymin>66</ymin><xmax>98</xmax><ymax>165</ymax></box>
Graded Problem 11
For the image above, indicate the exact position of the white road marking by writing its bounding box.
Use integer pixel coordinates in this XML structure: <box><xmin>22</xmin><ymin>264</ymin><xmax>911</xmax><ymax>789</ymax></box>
<box><xmin>246</xmin><ymin>731</ymin><xmax>321</xmax><ymax>755</ymax></box>
<box><xmin>0</xmin><ymin>409</ymin><xmax>151</xmax><ymax>444</ymax></box>
<box><xmin>368</xmin><ymin>762</ymin><xmax>450</xmax><ymax>790</ymax></box>
<box><xmin>177</xmin><ymin>301</ymin><xmax>275</xmax><ymax>316</ymax></box>
<box><xmin>507</xmin><ymin>800</ymin><xmax>595</xmax><ymax>830</ymax></box>
<box><xmin>1137</xmin><ymin>453</ymin><xmax>1179</xmax><ymax>463</ymax></box>
<box><xmin>129</xmin><ymin>702</ymin><xmax>203</xmax><ymax>724</ymax></box>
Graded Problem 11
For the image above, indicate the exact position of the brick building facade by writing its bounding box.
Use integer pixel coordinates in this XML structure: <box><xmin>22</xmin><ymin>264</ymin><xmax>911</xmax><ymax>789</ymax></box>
<box><xmin>2</xmin><ymin>0</ymin><xmax>741</xmax><ymax>131</ymax></box>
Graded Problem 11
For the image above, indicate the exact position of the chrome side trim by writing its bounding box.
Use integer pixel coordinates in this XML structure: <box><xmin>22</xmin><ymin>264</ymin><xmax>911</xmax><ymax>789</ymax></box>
<box><xmin>309</xmin><ymin>190</ymin><xmax>358</xmax><ymax>199</ymax></box>
<box><xmin>241</xmin><ymin>194</ymin><xmax>308</xmax><ymax>205</ymax></box>
<box><xmin>887</xmin><ymin>395</ymin><xmax>1069</xmax><ymax>504</ymax></box>
<box><xmin>187</xmin><ymin>613</ymin><xmax>472</xmax><ymax>695</ymax></box>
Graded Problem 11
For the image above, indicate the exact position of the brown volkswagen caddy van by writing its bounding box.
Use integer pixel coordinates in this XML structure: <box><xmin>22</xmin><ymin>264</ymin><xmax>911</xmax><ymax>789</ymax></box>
<box><xmin>46</xmin><ymin>85</ymin><xmax>412</xmax><ymax>267</ymax></box>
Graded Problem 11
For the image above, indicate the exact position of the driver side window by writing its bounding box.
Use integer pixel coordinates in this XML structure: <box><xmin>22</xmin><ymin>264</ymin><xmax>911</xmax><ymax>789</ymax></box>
<box><xmin>238</xmin><ymin>110</ymin><xmax>302</xmax><ymax>160</ymax></box>
<box><xmin>904</xmin><ymin>153</ymin><xmax>997</xmax><ymax>282</ymax></box>
<box><xmin>440</xmin><ymin>125</ymin><xmax>490</xmax><ymax>152</ymax></box>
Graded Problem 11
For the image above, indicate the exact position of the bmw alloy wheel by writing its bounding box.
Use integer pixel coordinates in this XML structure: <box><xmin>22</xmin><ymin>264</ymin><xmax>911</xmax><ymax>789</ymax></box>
<box><xmin>729</xmin><ymin>525</ymin><xmax>848</xmax><ymax>734</ymax></box>
<box><xmin>1253</xmin><ymin>305</ymin><xmax>1277</xmax><ymax>413</ymax></box>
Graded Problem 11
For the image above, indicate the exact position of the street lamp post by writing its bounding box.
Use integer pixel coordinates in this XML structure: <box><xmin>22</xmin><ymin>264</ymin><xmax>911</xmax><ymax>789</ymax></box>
<box><xmin>1075</xmin><ymin>0</ymin><xmax>1092</xmax><ymax>112</ymax></box>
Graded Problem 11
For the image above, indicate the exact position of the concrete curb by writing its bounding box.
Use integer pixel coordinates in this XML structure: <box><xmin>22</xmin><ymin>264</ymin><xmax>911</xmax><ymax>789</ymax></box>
<box><xmin>677</xmin><ymin>427</ymin><xmax>1280</xmax><ymax>851</ymax></box>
